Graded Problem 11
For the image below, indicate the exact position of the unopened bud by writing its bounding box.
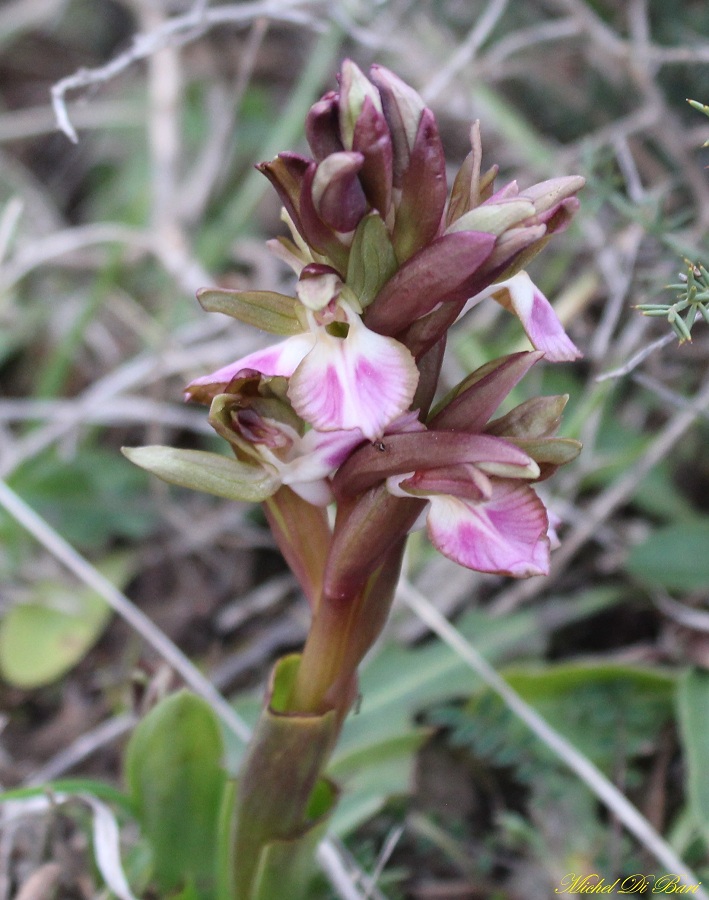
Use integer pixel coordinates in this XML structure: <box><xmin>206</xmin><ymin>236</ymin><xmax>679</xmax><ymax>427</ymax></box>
<box><xmin>338</xmin><ymin>59</ymin><xmax>383</xmax><ymax>151</ymax></box>
<box><xmin>369</xmin><ymin>64</ymin><xmax>426</xmax><ymax>183</ymax></box>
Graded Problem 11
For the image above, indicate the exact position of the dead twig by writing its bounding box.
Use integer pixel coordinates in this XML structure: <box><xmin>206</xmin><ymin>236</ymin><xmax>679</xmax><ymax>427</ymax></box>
<box><xmin>50</xmin><ymin>0</ymin><xmax>325</xmax><ymax>142</ymax></box>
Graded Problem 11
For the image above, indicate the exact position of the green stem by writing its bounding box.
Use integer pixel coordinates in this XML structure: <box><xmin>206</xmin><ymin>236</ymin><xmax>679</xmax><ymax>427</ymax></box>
<box><xmin>290</xmin><ymin>539</ymin><xmax>407</xmax><ymax>715</ymax></box>
<box><xmin>230</xmin><ymin>656</ymin><xmax>338</xmax><ymax>899</ymax></box>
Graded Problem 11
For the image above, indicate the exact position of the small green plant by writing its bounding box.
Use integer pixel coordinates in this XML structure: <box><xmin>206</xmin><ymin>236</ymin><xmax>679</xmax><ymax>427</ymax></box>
<box><xmin>636</xmin><ymin>99</ymin><xmax>709</xmax><ymax>343</ymax></box>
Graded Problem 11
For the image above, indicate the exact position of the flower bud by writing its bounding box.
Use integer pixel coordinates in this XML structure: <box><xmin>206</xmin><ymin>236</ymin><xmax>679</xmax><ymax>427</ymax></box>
<box><xmin>519</xmin><ymin>176</ymin><xmax>586</xmax><ymax>215</ymax></box>
<box><xmin>447</xmin><ymin>121</ymin><xmax>499</xmax><ymax>226</ymax></box>
<box><xmin>305</xmin><ymin>92</ymin><xmax>344</xmax><ymax>160</ymax></box>
<box><xmin>311</xmin><ymin>151</ymin><xmax>367</xmax><ymax>233</ymax></box>
<box><xmin>257</xmin><ymin>153</ymin><xmax>349</xmax><ymax>271</ymax></box>
<box><xmin>369</xmin><ymin>64</ymin><xmax>426</xmax><ymax>185</ymax></box>
<box><xmin>446</xmin><ymin>199</ymin><xmax>536</xmax><ymax>237</ymax></box>
<box><xmin>338</xmin><ymin>59</ymin><xmax>383</xmax><ymax>151</ymax></box>
<box><xmin>486</xmin><ymin>394</ymin><xmax>569</xmax><ymax>439</ymax></box>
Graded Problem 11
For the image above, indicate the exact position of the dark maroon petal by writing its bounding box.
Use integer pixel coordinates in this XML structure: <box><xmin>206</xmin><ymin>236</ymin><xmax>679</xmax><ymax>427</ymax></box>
<box><xmin>312</xmin><ymin>152</ymin><xmax>368</xmax><ymax>232</ymax></box>
<box><xmin>257</xmin><ymin>152</ymin><xmax>310</xmax><ymax>238</ymax></box>
<box><xmin>364</xmin><ymin>230</ymin><xmax>496</xmax><ymax>336</ymax></box>
<box><xmin>411</xmin><ymin>336</ymin><xmax>446</xmax><ymax>417</ymax></box>
<box><xmin>430</xmin><ymin>351</ymin><xmax>543</xmax><ymax>433</ymax></box>
<box><xmin>369</xmin><ymin>64</ymin><xmax>425</xmax><ymax>186</ymax></box>
<box><xmin>447</xmin><ymin>120</ymin><xmax>483</xmax><ymax>226</ymax></box>
<box><xmin>352</xmin><ymin>96</ymin><xmax>393</xmax><ymax>216</ymax></box>
<box><xmin>537</xmin><ymin>196</ymin><xmax>581</xmax><ymax>234</ymax></box>
<box><xmin>332</xmin><ymin>431</ymin><xmax>532</xmax><ymax>499</ymax></box>
<box><xmin>305</xmin><ymin>92</ymin><xmax>344</xmax><ymax>160</ymax></box>
<box><xmin>396</xmin><ymin>303</ymin><xmax>462</xmax><ymax>360</ymax></box>
<box><xmin>393</xmin><ymin>108</ymin><xmax>447</xmax><ymax>262</ymax></box>
<box><xmin>480</xmin><ymin>224</ymin><xmax>547</xmax><ymax>277</ymax></box>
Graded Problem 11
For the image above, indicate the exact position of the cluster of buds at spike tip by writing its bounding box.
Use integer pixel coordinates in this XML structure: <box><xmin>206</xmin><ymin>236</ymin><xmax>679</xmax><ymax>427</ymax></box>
<box><xmin>165</xmin><ymin>60</ymin><xmax>584</xmax><ymax>585</ymax></box>
<box><xmin>636</xmin><ymin>259</ymin><xmax>709</xmax><ymax>343</ymax></box>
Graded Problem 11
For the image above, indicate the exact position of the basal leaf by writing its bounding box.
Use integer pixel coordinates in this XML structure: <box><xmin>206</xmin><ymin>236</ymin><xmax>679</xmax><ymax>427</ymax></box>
<box><xmin>677</xmin><ymin>668</ymin><xmax>709</xmax><ymax>841</ymax></box>
<box><xmin>0</xmin><ymin>554</ymin><xmax>133</xmax><ymax>689</ymax></box>
<box><xmin>627</xmin><ymin>519</ymin><xmax>709</xmax><ymax>592</ymax></box>
<box><xmin>125</xmin><ymin>690</ymin><xmax>227</xmax><ymax>896</ymax></box>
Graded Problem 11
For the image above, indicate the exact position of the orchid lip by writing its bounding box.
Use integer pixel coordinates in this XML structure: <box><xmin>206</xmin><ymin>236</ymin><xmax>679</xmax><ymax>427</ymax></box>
<box><xmin>287</xmin><ymin>305</ymin><xmax>419</xmax><ymax>441</ymax></box>
<box><xmin>423</xmin><ymin>481</ymin><xmax>551</xmax><ymax>577</ymax></box>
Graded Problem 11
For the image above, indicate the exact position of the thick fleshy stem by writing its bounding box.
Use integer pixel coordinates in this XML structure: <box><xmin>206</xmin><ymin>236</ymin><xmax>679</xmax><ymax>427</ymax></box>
<box><xmin>230</xmin><ymin>655</ymin><xmax>339</xmax><ymax>899</ymax></box>
<box><xmin>289</xmin><ymin>537</ymin><xmax>408</xmax><ymax>715</ymax></box>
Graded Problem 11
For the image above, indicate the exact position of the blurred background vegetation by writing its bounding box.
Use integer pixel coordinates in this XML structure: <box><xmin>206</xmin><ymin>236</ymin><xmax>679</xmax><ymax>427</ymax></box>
<box><xmin>1</xmin><ymin>1</ymin><xmax>709</xmax><ymax>898</ymax></box>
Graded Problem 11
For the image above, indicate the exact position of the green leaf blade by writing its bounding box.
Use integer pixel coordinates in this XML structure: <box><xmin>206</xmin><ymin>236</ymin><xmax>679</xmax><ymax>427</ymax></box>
<box><xmin>125</xmin><ymin>690</ymin><xmax>227</xmax><ymax>896</ymax></box>
<box><xmin>0</xmin><ymin>554</ymin><xmax>133</xmax><ymax>688</ymax></box>
<box><xmin>626</xmin><ymin>519</ymin><xmax>709</xmax><ymax>592</ymax></box>
<box><xmin>677</xmin><ymin>669</ymin><xmax>709</xmax><ymax>842</ymax></box>
<box><xmin>197</xmin><ymin>288</ymin><xmax>304</xmax><ymax>335</ymax></box>
<box><xmin>122</xmin><ymin>446</ymin><xmax>279</xmax><ymax>503</ymax></box>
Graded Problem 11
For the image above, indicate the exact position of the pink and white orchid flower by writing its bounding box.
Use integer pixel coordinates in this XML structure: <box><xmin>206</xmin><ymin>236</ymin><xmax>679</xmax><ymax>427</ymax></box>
<box><xmin>386</xmin><ymin>468</ymin><xmax>551</xmax><ymax>577</ymax></box>
<box><xmin>187</xmin><ymin>270</ymin><xmax>419</xmax><ymax>442</ymax></box>
<box><xmin>250</xmin><ymin>417</ymin><xmax>365</xmax><ymax>506</ymax></box>
<box><xmin>461</xmin><ymin>270</ymin><xmax>581</xmax><ymax>362</ymax></box>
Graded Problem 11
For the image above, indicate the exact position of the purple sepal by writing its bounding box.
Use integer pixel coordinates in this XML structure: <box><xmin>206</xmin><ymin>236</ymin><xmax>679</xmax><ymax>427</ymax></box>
<box><xmin>430</xmin><ymin>351</ymin><xmax>543</xmax><ymax>433</ymax></box>
<box><xmin>332</xmin><ymin>430</ymin><xmax>533</xmax><ymax>500</ymax></box>
<box><xmin>305</xmin><ymin>92</ymin><xmax>344</xmax><ymax>160</ymax></box>
<box><xmin>393</xmin><ymin>108</ymin><xmax>447</xmax><ymax>262</ymax></box>
<box><xmin>364</xmin><ymin>230</ymin><xmax>496</xmax><ymax>336</ymax></box>
<box><xmin>352</xmin><ymin>96</ymin><xmax>393</xmax><ymax>217</ymax></box>
<box><xmin>312</xmin><ymin>152</ymin><xmax>368</xmax><ymax>233</ymax></box>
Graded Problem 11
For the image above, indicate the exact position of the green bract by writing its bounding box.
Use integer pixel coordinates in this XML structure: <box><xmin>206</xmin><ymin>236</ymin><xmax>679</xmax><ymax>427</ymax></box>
<box><xmin>121</xmin><ymin>446</ymin><xmax>279</xmax><ymax>503</ymax></box>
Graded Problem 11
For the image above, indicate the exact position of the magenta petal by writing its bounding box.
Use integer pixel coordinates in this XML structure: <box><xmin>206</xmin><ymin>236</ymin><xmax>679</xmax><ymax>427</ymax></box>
<box><xmin>473</xmin><ymin>272</ymin><xmax>581</xmax><ymax>362</ymax></box>
<box><xmin>288</xmin><ymin>316</ymin><xmax>419</xmax><ymax>440</ymax></box>
<box><xmin>185</xmin><ymin>333</ymin><xmax>316</xmax><ymax>400</ymax></box>
<box><xmin>426</xmin><ymin>481</ymin><xmax>550</xmax><ymax>577</ymax></box>
<box><xmin>291</xmin><ymin>427</ymin><xmax>366</xmax><ymax>477</ymax></box>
